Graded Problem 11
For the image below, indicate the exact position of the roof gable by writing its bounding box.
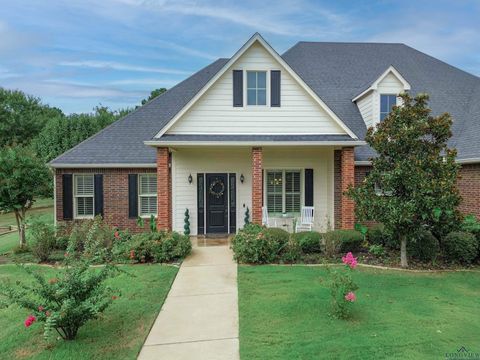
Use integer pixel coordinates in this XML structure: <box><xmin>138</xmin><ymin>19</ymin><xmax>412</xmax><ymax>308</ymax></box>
<box><xmin>155</xmin><ymin>33</ymin><xmax>358</xmax><ymax>139</ymax></box>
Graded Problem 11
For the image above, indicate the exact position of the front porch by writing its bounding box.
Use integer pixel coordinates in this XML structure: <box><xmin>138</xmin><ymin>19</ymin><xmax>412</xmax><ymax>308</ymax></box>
<box><xmin>155</xmin><ymin>146</ymin><xmax>355</xmax><ymax>236</ymax></box>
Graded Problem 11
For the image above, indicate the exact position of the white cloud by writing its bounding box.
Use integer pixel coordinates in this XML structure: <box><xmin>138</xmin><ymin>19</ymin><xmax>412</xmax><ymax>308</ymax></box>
<box><xmin>58</xmin><ymin>60</ymin><xmax>191</xmax><ymax>75</ymax></box>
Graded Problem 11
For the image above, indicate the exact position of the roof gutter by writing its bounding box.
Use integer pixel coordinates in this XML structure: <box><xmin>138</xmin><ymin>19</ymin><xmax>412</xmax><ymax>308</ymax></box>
<box><xmin>144</xmin><ymin>140</ymin><xmax>367</xmax><ymax>147</ymax></box>
<box><xmin>49</xmin><ymin>163</ymin><xmax>157</xmax><ymax>169</ymax></box>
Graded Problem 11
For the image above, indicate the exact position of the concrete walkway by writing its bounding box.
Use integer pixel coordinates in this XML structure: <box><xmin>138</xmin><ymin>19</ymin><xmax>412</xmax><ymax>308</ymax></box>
<box><xmin>138</xmin><ymin>244</ymin><xmax>239</xmax><ymax>360</ymax></box>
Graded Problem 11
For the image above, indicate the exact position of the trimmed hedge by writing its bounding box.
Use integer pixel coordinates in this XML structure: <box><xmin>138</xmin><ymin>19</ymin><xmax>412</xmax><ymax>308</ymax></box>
<box><xmin>335</xmin><ymin>230</ymin><xmax>364</xmax><ymax>252</ymax></box>
<box><xmin>292</xmin><ymin>231</ymin><xmax>323</xmax><ymax>253</ymax></box>
<box><xmin>442</xmin><ymin>231</ymin><xmax>478</xmax><ymax>264</ymax></box>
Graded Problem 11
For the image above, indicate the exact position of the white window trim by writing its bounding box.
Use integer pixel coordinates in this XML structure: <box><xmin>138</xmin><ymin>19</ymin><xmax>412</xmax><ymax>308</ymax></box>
<box><xmin>138</xmin><ymin>173</ymin><xmax>158</xmax><ymax>218</ymax></box>
<box><xmin>73</xmin><ymin>174</ymin><xmax>95</xmax><ymax>219</ymax></box>
<box><xmin>264</xmin><ymin>168</ymin><xmax>303</xmax><ymax>215</ymax></box>
<box><xmin>244</xmin><ymin>69</ymin><xmax>270</xmax><ymax>108</ymax></box>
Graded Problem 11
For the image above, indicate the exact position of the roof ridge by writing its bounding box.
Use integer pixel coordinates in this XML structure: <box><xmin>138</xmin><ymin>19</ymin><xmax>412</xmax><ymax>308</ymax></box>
<box><xmin>295</xmin><ymin>40</ymin><xmax>406</xmax><ymax>45</ymax></box>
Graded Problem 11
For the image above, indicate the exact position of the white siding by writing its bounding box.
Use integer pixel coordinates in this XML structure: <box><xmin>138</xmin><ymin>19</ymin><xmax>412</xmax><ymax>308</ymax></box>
<box><xmin>356</xmin><ymin>71</ymin><xmax>406</xmax><ymax>128</ymax></box>
<box><xmin>357</xmin><ymin>94</ymin><xmax>374</xmax><ymax>129</ymax></box>
<box><xmin>171</xmin><ymin>147</ymin><xmax>335</xmax><ymax>235</ymax></box>
<box><xmin>167</xmin><ymin>42</ymin><xmax>346</xmax><ymax>135</ymax></box>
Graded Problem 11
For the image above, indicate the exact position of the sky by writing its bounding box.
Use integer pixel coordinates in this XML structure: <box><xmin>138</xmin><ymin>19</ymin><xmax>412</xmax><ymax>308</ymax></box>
<box><xmin>0</xmin><ymin>0</ymin><xmax>479</xmax><ymax>114</ymax></box>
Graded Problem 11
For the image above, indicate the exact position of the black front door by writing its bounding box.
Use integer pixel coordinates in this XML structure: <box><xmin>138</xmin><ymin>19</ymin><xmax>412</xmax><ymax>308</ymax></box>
<box><xmin>206</xmin><ymin>173</ymin><xmax>228</xmax><ymax>233</ymax></box>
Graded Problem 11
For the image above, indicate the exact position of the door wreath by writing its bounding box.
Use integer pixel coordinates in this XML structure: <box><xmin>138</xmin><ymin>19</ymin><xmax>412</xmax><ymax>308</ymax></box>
<box><xmin>209</xmin><ymin>179</ymin><xmax>225</xmax><ymax>198</ymax></box>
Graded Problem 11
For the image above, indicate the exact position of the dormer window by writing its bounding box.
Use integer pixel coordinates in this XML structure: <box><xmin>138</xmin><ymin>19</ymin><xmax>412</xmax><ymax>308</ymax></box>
<box><xmin>247</xmin><ymin>71</ymin><xmax>267</xmax><ymax>105</ymax></box>
<box><xmin>380</xmin><ymin>94</ymin><xmax>397</xmax><ymax>121</ymax></box>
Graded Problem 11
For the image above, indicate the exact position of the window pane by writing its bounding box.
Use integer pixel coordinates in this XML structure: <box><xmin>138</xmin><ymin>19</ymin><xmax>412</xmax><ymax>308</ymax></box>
<box><xmin>380</xmin><ymin>95</ymin><xmax>389</xmax><ymax>113</ymax></box>
<box><xmin>247</xmin><ymin>89</ymin><xmax>256</xmax><ymax>105</ymax></box>
<box><xmin>257</xmin><ymin>89</ymin><xmax>266</xmax><ymax>105</ymax></box>
<box><xmin>380</xmin><ymin>112</ymin><xmax>387</xmax><ymax>121</ymax></box>
<box><xmin>388</xmin><ymin>95</ymin><xmax>397</xmax><ymax>111</ymax></box>
<box><xmin>75</xmin><ymin>175</ymin><xmax>94</xmax><ymax>196</ymax></box>
<box><xmin>286</xmin><ymin>194</ymin><xmax>300</xmax><ymax>213</ymax></box>
<box><xmin>140</xmin><ymin>196</ymin><xmax>157</xmax><ymax>216</ymax></box>
<box><xmin>267</xmin><ymin>171</ymin><xmax>282</xmax><ymax>213</ymax></box>
<box><xmin>77</xmin><ymin>197</ymin><xmax>94</xmax><ymax>216</ymax></box>
<box><xmin>285</xmin><ymin>171</ymin><xmax>300</xmax><ymax>192</ymax></box>
<box><xmin>257</xmin><ymin>71</ymin><xmax>266</xmax><ymax>88</ymax></box>
<box><xmin>247</xmin><ymin>71</ymin><xmax>256</xmax><ymax>89</ymax></box>
<box><xmin>139</xmin><ymin>174</ymin><xmax>157</xmax><ymax>195</ymax></box>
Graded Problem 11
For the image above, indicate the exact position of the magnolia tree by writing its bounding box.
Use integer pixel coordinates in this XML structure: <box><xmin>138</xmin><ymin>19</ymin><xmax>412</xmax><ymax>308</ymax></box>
<box><xmin>0</xmin><ymin>147</ymin><xmax>50</xmax><ymax>247</ymax></box>
<box><xmin>348</xmin><ymin>93</ymin><xmax>461</xmax><ymax>267</ymax></box>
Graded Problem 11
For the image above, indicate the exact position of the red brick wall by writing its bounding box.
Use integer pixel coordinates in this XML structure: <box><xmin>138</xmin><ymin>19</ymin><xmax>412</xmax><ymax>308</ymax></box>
<box><xmin>340</xmin><ymin>147</ymin><xmax>355</xmax><ymax>229</ymax></box>
<box><xmin>157</xmin><ymin>147</ymin><xmax>172</xmax><ymax>230</ymax></box>
<box><xmin>458</xmin><ymin>164</ymin><xmax>480</xmax><ymax>218</ymax></box>
<box><xmin>55</xmin><ymin>168</ymin><xmax>155</xmax><ymax>232</ymax></box>
<box><xmin>252</xmin><ymin>147</ymin><xmax>263</xmax><ymax>224</ymax></box>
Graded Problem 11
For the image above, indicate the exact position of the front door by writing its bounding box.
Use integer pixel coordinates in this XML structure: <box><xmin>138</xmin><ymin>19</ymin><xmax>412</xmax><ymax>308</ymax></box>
<box><xmin>206</xmin><ymin>173</ymin><xmax>228</xmax><ymax>233</ymax></box>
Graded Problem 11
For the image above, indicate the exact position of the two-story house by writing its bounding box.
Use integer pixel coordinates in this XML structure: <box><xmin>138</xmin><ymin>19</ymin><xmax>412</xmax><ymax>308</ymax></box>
<box><xmin>50</xmin><ymin>33</ymin><xmax>480</xmax><ymax>235</ymax></box>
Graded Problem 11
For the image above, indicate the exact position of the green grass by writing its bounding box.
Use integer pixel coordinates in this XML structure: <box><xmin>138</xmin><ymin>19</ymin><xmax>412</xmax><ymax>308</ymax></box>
<box><xmin>0</xmin><ymin>199</ymin><xmax>54</xmax><ymax>254</ymax></box>
<box><xmin>0</xmin><ymin>264</ymin><xmax>178</xmax><ymax>359</ymax></box>
<box><xmin>239</xmin><ymin>266</ymin><xmax>480</xmax><ymax>360</ymax></box>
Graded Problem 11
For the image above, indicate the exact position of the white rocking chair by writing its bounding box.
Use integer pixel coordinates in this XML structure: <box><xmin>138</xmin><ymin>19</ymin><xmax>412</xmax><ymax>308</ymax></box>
<box><xmin>295</xmin><ymin>206</ymin><xmax>314</xmax><ymax>232</ymax></box>
<box><xmin>262</xmin><ymin>206</ymin><xmax>277</xmax><ymax>227</ymax></box>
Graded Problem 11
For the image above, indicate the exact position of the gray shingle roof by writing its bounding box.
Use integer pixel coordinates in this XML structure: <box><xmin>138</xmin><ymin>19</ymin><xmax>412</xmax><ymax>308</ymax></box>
<box><xmin>282</xmin><ymin>42</ymin><xmax>480</xmax><ymax>161</ymax></box>
<box><xmin>50</xmin><ymin>58</ymin><xmax>229</xmax><ymax>166</ymax></box>
<box><xmin>51</xmin><ymin>40</ymin><xmax>480</xmax><ymax>166</ymax></box>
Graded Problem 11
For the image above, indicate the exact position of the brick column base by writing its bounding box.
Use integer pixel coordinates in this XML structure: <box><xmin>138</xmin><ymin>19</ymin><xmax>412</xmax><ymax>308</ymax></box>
<box><xmin>341</xmin><ymin>147</ymin><xmax>355</xmax><ymax>229</ymax></box>
<box><xmin>157</xmin><ymin>147</ymin><xmax>172</xmax><ymax>231</ymax></box>
<box><xmin>252</xmin><ymin>147</ymin><xmax>263</xmax><ymax>224</ymax></box>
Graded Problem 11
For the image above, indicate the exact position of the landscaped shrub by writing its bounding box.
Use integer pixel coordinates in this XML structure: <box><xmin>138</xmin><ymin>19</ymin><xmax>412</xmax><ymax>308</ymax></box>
<box><xmin>231</xmin><ymin>225</ymin><xmax>289</xmax><ymax>264</ymax></box>
<box><xmin>0</xmin><ymin>257</ymin><xmax>120</xmax><ymax>340</ymax></box>
<box><xmin>461</xmin><ymin>215</ymin><xmax>480</xmax><ymax>249</ymax></box>
<box><xmin>113</xmin><ymin>230</ymin><xmax>191</xmax><ymax>263</ymax></box>
<box><xmin>280</xmin><ymin>237</ymin><xmax>302</xmax><ymax>263</ymax></box>
<box><xmin>368</xmin><ymin>244</ymin><xmax>385</xmax><ymax>257</ymax></box>
<box><xmin>334</xmin><ymin>230</ymin><xmax>364</xmax><ymax>253</ymax></box>
<box><xmin>408</xmin><ymin>229</ymin><xmax>440</xmax><ymax>262</ymax></box>
<box><xmin>368</xmin><ymin>224</ymin><xmax>398</xmax><ymax>249</ymax></box>
<box><xmin>326</xmin><ymin>252</ymin><xmax>359</xmax><ymax>319</ymax></box>
<box><xmin>292</xmin><ymin>231</ymin><xmax>322</xmax><ymax>253</ymax></box>
<box><xmin>442</xmin><ymin>231</ymin><xmax>478</xmax><ymax>264</ymax></box>
<box><xmin>27</xmin><ymin>218</ymin><xmax>56</xmax><ymax>262</ymax></box>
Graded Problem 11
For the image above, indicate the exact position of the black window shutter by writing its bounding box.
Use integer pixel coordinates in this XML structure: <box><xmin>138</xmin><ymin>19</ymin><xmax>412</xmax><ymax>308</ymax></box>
<box><xmin>271</xmin><ymin>70</ymin><xmax>281</xmax><ymax>107</ymax></box>
<box><xmin>94</xmin><ymin>174</ymin><xmax>104</xmax><ymax>217</ymax></box>
<box><xmin>128</xmin><ymin>174</ymin><xmax>138</xmax><ymax>219</ymax></box>
<box><xmin>233</xmin><ymin>70</ymin><xmax>243</xmax><ymax>107</ymax></box>
<box><xmin>197</xmin><ymin>174</ymin><xmax>205</xmax><ymax>234</ymax></box>
<box><xmin>304</xmin><ymin>169</ymin><xmax>314</xmax><ymax>206</ymax></box>
<box><xmin>62</xmin><ymin>174</ymin><xmax>73</xmax><ymax>220</ymax></box>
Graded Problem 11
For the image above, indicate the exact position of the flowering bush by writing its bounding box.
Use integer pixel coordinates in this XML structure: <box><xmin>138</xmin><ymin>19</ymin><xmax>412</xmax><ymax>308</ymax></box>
<box><xmin>327</xmin><ymin>252</ymin><xmax>359</xmax><ymax>319</ymax></box>
<box><xmin>0</xmin><ymin>255</ymin><xmax>120</xmax><ymax>340</ymax></box>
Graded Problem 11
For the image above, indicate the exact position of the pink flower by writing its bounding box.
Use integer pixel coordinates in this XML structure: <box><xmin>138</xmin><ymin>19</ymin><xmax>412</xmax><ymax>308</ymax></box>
<box><xmin>114</xmin><ymin>231</ymin><xmax>120</xmax><ymax>239</ymax></box>
<box><xmin>24</xmin><ymin>315</ymin><xmax>36</xmax><ymax>328</ymax></box>
<box><xmin>342</xmin><ymin>252</ymin><xmax>358</xmax><ymax>269</ymax></box>
<box><xmin>112</xmin><ymin>295</ymin><xmax>118</xmax><ymax>300</ymax></box>
<box><xmin>129</xmin><ymin>250</ymin><xmax>135</xmax><ymax>260</ymax></box>
<box><xmin>345</xmin><ymin>292</ymin><xmax>356</xmax><ymax>302</ymax></box>
<box><xmin>38</xmin><ymin>306</ymin><xmax>44</xmax><ymax>312</ymax></box>
<box><xmin>45</xmin><ymin>311</ymin><xmax>51</xmax><ymax>317</ymax></box>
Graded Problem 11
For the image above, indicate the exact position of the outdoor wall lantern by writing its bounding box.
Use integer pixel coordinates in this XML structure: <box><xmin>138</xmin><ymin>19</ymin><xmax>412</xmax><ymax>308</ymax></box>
<box><xmin>240</xmin><ymin>174</ymin><xmax>245</xmax><ymax>183</ymax></box>
<box><xmin>188</xmin><ymin>174</ymin><xmax>193</xmax><ymax>184</ymax></box>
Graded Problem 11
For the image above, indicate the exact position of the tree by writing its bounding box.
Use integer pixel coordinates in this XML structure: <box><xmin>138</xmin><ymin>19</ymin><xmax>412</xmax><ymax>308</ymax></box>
<box><xmin>347</xmin><ymin>93</ymin><xmax>461</xmax><ymax>267</ymax></box>
<box><xmin>0</xmin><ymin>147</ymin><xmax>51</xmax><ymax>247</ymax></box>
<box><xmin>0</xmin><ymin>88</ymin><xmax>62</xmax><ymax>147</ymax></box>
<box><xmin>141</xmin><ymin>88</ymin><xmax>167</xmax><ymax>105</ymax></box>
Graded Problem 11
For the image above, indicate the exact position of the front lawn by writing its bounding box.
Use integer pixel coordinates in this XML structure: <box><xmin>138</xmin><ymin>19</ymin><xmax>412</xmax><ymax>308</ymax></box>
<box><xmin>0</xmin><ymin>264</ymin><xmax>178</xmax><ymax>360</ymax></box>
<box><xmin>239</xmin><ymin>266</ymin><xmax>480</xmax><ymax>359</ymax></box>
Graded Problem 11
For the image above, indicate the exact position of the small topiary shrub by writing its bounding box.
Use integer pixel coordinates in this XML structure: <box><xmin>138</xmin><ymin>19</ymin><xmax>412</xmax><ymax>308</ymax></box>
<box><xmin>231</xmin><ymin>225</ymin><xmax>289</xmax><ymax>264</ymax></box>
<box><xmin>27</xmin><ymin>218</ymin><xmax>56</xmax><ymax>262</ymax></box>
<box><xmin>408</xmin><ymin>229</ymin><xmax>440</xmax><ymax>262</ymax></box>
<box><xmin>442</xmin><ymin>231</ymin><xmax>478</xmax><ymax>264</ymax></box>
<box><xmin>292</xmin><ymin>231</ymin><xmax>322</xmax><ymax>254</ymax></box>
<box><xmin>334</xmin><ymin>230</ymin><xmax>364</xmax><ymax>253</ymax></box>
